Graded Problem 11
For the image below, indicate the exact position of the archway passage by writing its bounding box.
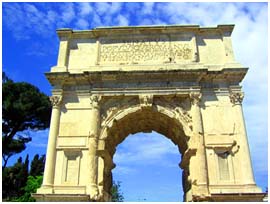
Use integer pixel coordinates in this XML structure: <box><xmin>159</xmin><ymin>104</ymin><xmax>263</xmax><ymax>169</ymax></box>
<box><xmin>112</xmin><ymin>131</ymin><xmax>183</xmax><ymax>202</ymax></box>
<box><xmin>101</xmin><ymin>106</ymin><xmax>190</xmax><ymax>200</ymax></box>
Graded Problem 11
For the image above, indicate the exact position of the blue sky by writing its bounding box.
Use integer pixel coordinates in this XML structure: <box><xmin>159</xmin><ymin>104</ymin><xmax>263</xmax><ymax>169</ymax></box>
<box><xmin>2</xmin><ymin>2</ymin><xmax>268</xmax><ymax>201</ymax></box>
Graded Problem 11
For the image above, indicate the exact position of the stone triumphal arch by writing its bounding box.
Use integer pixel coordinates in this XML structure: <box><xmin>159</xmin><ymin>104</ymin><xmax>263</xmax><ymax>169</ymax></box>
<box><xmin>34</xmin><ymin>25</ymin><xmax>264</xmax><ymax>201</ymax></box>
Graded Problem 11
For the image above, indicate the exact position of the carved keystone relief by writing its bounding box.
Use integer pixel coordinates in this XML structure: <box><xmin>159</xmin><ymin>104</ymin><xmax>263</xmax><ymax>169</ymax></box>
<box><xmin>139</xmin><ymin>94</ymin><xmax>153</xmax><ymax>109</ymax></box>
<box><xmin>99</xmin><ymin>35</ymin><xmax>195</xmax><ymax>64</ymax></box>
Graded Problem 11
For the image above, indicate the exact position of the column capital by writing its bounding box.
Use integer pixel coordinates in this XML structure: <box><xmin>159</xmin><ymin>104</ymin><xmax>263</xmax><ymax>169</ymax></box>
<box><xmin>50</xmin><ymin>96</ymin><xmax>62</xmax><ymax>107</ymax></box>
<box><xmin>229</xmin><ymin>92</ymin><xmax>244</xmax><ymax>105</ymax></box>
<box><xmin>90</xmin><ymin>94</ymin><xmax>102</xmax><ymax>109</ymax></box>
<box><xmin>189</xmin><ymin>92</ymin><xmax>202</xmax><ymax>106</ymax></box>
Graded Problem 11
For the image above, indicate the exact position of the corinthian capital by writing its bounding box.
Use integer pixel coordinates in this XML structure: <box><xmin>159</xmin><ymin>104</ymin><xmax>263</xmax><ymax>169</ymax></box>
<box><xmin>189</xmin><ymin>92</ymin><xmax>202</xmax><ymax>106</ymax></box>
<box><xmin>90</xmin><ymin>94</ymin><xmax>102</xmax><ymax>109</ymax></box>
<box><xmin>50</xmin><ymin>96</ymin><xmax>62</xmax><ymax>107</ymax></box>
<box><xmin>229</xmin><ymin>92</ymin><xmax>244</xmax><ymax>105</ymax></box>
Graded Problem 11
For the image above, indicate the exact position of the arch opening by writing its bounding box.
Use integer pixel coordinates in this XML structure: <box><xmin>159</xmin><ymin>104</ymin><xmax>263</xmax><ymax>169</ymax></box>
<box><xmin>100</xmin><ymin>106</ymin><xmax>190</xmax><ymax>201</ymax></box>
<box><xmin>103</xmin><ymin>107</ymin><xmax>189</xmax><ymax>156</ymax></box>
<box><xmin>113</xmin><ymin>131</ymin><xmax>183</xmax><ymax>201</ymax></box>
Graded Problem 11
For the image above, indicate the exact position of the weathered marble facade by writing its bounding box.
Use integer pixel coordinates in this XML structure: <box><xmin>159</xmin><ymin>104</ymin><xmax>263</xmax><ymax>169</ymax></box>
<box><xmin>33</xmin><ymin>25</ymin><xmax>264</xmax><ymax>202</ymax></box>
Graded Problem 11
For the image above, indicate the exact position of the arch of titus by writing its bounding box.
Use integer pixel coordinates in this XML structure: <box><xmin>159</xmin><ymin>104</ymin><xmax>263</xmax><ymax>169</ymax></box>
<box><xmin>34</xmin><ymin>25</ymin><xmax>264</xmax><ymax>202</ymax></box>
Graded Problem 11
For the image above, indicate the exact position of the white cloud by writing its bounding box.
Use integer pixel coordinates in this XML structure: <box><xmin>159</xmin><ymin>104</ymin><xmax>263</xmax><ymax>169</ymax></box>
<box><xmin>114</xmin><ymin>132</ymin><xmax>180</xmax><ymax>167</ymax></box>
<box><xmin>91</xmin><ymin>13</ymin><xmax>103</xmax><ymax>28</ymax></box>
<box><xmin>77</xmin><ymin>2</ymin><xmax>93</xmax><ymax>16</ymax></box>
<box><xmin>3</xmin><ymin>3</ymin><xmax>56</xmax><ymax>39</ymax></box>
<box><xmin>46</xmin><ymin>10</ymin><xmax>57</xmax><ymax>24</ymax></box>
<box><xmin>142</xmin><ymin>2</ymin><xmax>154</xmax><ymax>15</ymax></box>
<box><xmin>60</xmin><ymin>3</ymin><xmax>75</xmax><ymax>24</ymax></box>
<box><xmin>115</xmin><ymin>14</ymin><xmax>129</xmax><ymax>26</ymax></box>
<box><xmin>110</xmin><ymin>2</ymin><xmax>123</xmax><ymax>15</ymax></box>
<box><xmin>95</xmin><ymin>2</ymin><xmax>111</xmax><ymax>16</ymax></box>
<box><xmin>112</xmin><ymin>166</ymin><xmax>137</xmax><ymax>175</ymax></box>
<box><xmin>76</xmin><ymin>18</ymin><xmax>89</xmax><ymax>29</ymax></box>
<box><xmin>24</xmin><ymin>3</ymin><xmax>39</xmax><ymax>14</ymax></box>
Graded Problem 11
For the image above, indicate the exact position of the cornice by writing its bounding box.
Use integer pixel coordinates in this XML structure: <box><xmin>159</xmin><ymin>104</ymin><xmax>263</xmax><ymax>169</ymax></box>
<box><xmin>45</xmin><ymin>67</ymin><xmax>247</xmax><ymax>87</ymax></box>
<box><xmin>56</xmin><ymin>24</ymin><xmax>234</xmax><ymax>39</ymax></box>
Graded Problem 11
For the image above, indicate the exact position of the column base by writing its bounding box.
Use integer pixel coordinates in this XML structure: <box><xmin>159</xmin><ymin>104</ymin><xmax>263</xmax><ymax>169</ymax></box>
<box><xmin>209</xmin><ymin>193</ymin><xmax>266</xmax><ymax>202</ymax></box>
<box><xmin>32</xmin><ymin>188</ymin><xmax>110</xmax><ymax>202</ymax></box>
<box><xmin>36</xmin><ymin>185</ymin><xmax>54</xmax><ymax>194</ymax></box>
<box><xmin>86</xmin><ymin>183</ymin><xmax>100</xmax><ymax>200</ymax></box>
<box><xmin>32</xmin><ymin>193</ymin><xmax>90</xmax><ymax>202</ymax></box>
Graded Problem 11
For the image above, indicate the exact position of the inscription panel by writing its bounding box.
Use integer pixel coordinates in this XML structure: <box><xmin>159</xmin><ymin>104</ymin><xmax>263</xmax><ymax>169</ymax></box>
<box><xmin>66</xmin><ymin>155</ymin><xmax>78</xmax><ymax>183</ymax></box>
<box><xmin>62</xmin><ymin>151</ymin><xmax>82</xmax><ymax>185</ymax></box>
<box><xmin>99</xmin><ymin>34</ymin><xmax>196</xmax><ymax>64</ymax></box>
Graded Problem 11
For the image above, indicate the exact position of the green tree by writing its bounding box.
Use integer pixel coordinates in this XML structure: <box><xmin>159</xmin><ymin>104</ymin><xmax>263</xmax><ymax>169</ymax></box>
<box><xmin>2</xmin><ymin>72</ymin><xmax>51</xmax><ymax>168</ymax></box>
<box><xmin>30</xmin><ymin>154</ymin><xmax>45</xmax><ymax>177</ymax></box>
<box><xmin>14</xmin><ymin>175</ymin><xmax>43</xmax><ymax>202</ymax></box>
<box><xmin>111</xmin><ymin>181</ymin><xmax>124</xmax><ymax>202</ymax></box>
<box><xmin>2</xmin><ymin>155</ymin><xmax>29</xmax><ymax>200</ymax></box>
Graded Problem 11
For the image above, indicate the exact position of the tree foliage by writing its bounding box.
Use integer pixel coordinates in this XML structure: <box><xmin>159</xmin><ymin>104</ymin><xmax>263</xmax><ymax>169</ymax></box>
<box><xmin>2</xmin><ymin>72</ymin><xmax>51</xmax><ymax>168</ymax></box>
<box><xmin>111</xmin><ymin>181</ymin><xmax>124</xmax><ymax>202</ymax></box>
<box><xmin>2</xmin><ymin>154</ymin><xmax>45</xmax><ymax>201</ymax></box>
<box><xmin>2</xmin><ymin>155</ymin><xmax>29</xmax><ymax>200</ymax></box>
<box><xmin>30</xmin><ymin>154</ymin><xmax>45</xmax><ymax>177</ymax></box>
<box><xmin>14</xmin><ymin>175</ymin><xmax>43</xmax><ymax>202</ymax></box>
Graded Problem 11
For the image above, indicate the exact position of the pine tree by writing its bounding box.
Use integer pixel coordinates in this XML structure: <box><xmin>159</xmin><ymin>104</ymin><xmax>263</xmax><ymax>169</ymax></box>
<box><xmin>30</xmin><ymin>154</ymin><xmax>45</xmax><ymax>177</ymax></box>
<box><xmin>2</xmin><ymin>155</ymin><xmax>29</xmax><ymax>200</ymax></box>
<box><xmin>2</xmin><ymin>72</ymin><xmax>51</xmax><ymax>168</ymax></box>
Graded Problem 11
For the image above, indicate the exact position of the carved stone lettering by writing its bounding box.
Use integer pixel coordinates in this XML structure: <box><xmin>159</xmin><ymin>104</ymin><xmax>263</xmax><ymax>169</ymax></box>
<box><xmin>99</xmin><ymin>37</ymin><xmax>193</xmax><ymax>64</ymax></box>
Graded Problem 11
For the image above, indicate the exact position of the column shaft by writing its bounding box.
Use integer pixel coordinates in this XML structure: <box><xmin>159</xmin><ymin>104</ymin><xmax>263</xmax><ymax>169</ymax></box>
<box><xmin>189</xmin><ymin>93</ymin><xmax>209</xmax><ymax>199</ymax></box>
<box><xmin>230</xmin><ymin>91</ymin><xmax>255</xmax><ymax>185</ymax></box>
<box><xmin>235</xmin><ymin>104</ymin><xmax>256</xmax><ymax>184</ymax></box>
<box><xmin>87</xmin><ymin>95</ymin><xmax>101</xmax><ymax>199</ymax></box>
<box><xmin>193</xmin><ymin>104</ymin><xmax>208</xmax><ymax>186</ymax></box>
<box><xmin>41</xmin><ymin>96</ymin><xmax>62</xmax><ymax>189</ymax></box>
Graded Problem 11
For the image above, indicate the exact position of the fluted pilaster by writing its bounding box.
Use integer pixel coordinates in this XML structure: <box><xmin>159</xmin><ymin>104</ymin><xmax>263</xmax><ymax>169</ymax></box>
<box><xmin>87</xmin><ymin>94</ymin><xmax>102</xmax><ymax>200</ymax></box>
